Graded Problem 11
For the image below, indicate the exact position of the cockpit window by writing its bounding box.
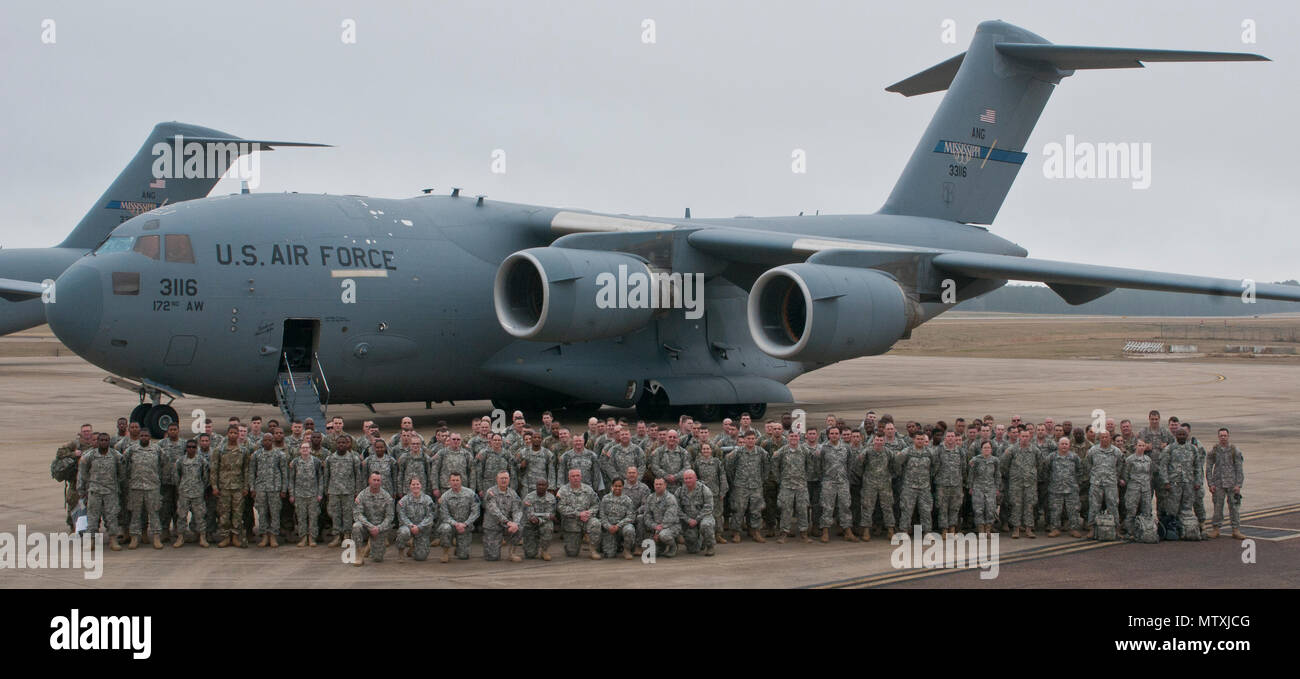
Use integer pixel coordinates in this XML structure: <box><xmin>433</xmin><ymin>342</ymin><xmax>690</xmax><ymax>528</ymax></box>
<box><xmin>95</xmin><ymin>236</ymin><xmax>134</xmax><ymax>256</ymax></box>
<box><xmin>133</xmin><ymin>234</ymin><xmax>160</xmax><ymax>260</ymax></box>
<box><xmin>164</xmin><ymin>234</ymin><xmax>195</xmax><ymax>263</ymax></box>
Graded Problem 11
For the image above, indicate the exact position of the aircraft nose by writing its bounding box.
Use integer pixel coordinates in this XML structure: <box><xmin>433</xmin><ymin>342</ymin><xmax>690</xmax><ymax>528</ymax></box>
<box><xmin>46</xmin><ymin>262</ymin><xmax>103</xmax><ymax>356</ymax></box>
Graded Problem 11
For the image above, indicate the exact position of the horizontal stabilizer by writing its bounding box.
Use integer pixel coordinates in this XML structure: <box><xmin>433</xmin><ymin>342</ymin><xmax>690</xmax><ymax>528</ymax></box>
<box><xmin>0</xmin><ymin>278</ymin><xmax>45</xmax><ymax>302</ymax></box>
<box><xmin>182</xmin><ymin>137</ymin><xmax>332</xmax><ymax>150</ymax></box>
<box><xmin>885</xmin><ymin>52</ymin><xmax>966</xmax><ymax>97</ymax></box>
<box><xmin>932</xmin><ymin>252</ymin><xmax>1300</xmax><ymax>302</ymax></box>
<box><xmin>993</xmin><ymin>44</ymin><xmax>1269</xmax><ymax>70</ymax></box>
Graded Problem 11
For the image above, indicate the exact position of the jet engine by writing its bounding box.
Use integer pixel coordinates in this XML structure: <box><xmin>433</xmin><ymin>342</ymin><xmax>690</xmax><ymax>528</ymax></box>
<box><xmin>746</xmin><ymin>263</ymin><xmax>916</xmax><ymax>363</ymax></box>
<box><xmin>494</xmin><ymin>247</ymin><xmax>656</xmax><ymax>343</ymax></box>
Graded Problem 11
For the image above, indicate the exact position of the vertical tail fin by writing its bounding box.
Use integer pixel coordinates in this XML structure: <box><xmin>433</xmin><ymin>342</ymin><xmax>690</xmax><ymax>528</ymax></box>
<box><xmin>57</xmin><ymin>122</ymin><xmax>328</xmax><ymax>249</ymax></box>
<box><xmin>878</xmin><ymin>20</ymin><xmax>1267</xmax><ymax>225</ymax></box>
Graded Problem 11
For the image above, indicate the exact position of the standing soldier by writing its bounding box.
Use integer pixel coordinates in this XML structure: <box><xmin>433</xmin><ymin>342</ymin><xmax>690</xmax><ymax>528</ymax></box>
<box><xmin>211</xmin><ymin>425</ymin><xmax>251</xmax><ymax>548</ymax></box>
<box><xmin>1120</xmin><ymin>439</ymin><xmax>1156</xmax><ymax>537</ymax></box>
<box><xmin>122</xmin><ymin>430</ymin><xmax>165</xmax><ymax>549</ymax></box>
<box><xmin>78</xmin><ymin>433</ymin><xmax>124</xmax><ymax>551</ymax></box>
<box><xmin>249</xmin><ymin>433</ymin><xmax>288</xmax><ymax>548</ymax></box>
<box><xmin>693</xmin><ymin>443</ymin><xmax>729</xmax><ymax>545</ymax></box>
<box><xmin>559</xmin><ymin>435</ymin><xmax>601</xmax><ymax>491</ymax></box>
<box><xmin>725</xmin><ymin>431</ymin><xmax>768</xmax><ymax>543</ymax></box>
<box><xmin>1162</xmin><ymin>427</ymin><xmax>1201</xmax><ymax>522</ymax></box>
<box><xmin>396</xmin><ymin>478</ymin><xmax>437</xmax><ymax>561</ymax></box>
<box><xmin>517</xmin><ymin>431</ymin><xmax>555</xmax><ymax>497</ymax></box>
<box><xmin>522</xmin><ymin>479</ymin><xmax>558</xmax><ymax>561</ymax></box>
<box><xmin>52</xmin><ymin>424</ymin><xmax>95</xmax><ymax>532</ymax></box>
<box><xmin>288</xmin><ymin>441</ymin><xmax>324</xmax><ymax>547</ymax></box>
<box><xmin>773</xmin><ymin>431</ymin><xmax>813</xmax><ymax>544</ymax></box>
<box><xmin>933</xmin><ymin>431</ymin><xmax>967</xmax><ymax>536</ymax></box>
<box><xmin>816</xmin><ymin>427</ymin><xmax>856</xmax><ymax>543</ymax></box>
<box><xmin>322</xmin><ymin>435</ymin><xmax>363</xmax><ymax>547</ymax></box>
<box><xmin>1084</xmin><ymin>430</ymin><xmax>1123</xmax><ymax>538</ymax></box>
<box><xmin>897</xmin><ymin>434</ymin><xmax>936</xmax><ymax>534</ymax></box>
<box><xmin>556</xmin><ymin>468</ymin><xmax>600</xmax><ymax>558</ymax></box>
<box><xmin>173</xmin><ymin>439</ymin><xmax>209</xmax><ymax>547</ymax></box>
<box><xmin>803</xmin><ymin>428</ymin><xmax>823</xmax><ymax>532</ymax></box>
<box><xmin>858</xmin><ymin>435</ymin><xmax>897</xmax><ymax>540</ymax></box>
<box><xmin>622</xmin><ymin>466</ymin><xmax>651</xmax><ymax>553</ymax></box>
<box><xmin>1045</xmin><ymin>437</ymin><xmax>1084</xmax><ymax>537</ymax></box>
<box><xmin>968</xmin><ymin>441</ymin><xmax>1001</xmax><ymax>535</ymax></box>
<box><xmin>602</xmin><ymin>429</ymin><xmax>645</xmax><ymax>491</ymax></box>
<box><xmin>157</xmin><ymin>423</ymin><xmax>185</xmax><ymax>542</ymax></box>
<box><xmin>483</xmin><ymin>470</ymin><xmax>524</xmax><ymax>562</ymax></box>
<box><xmin>437</xmin><ymin>472</ymin><xmax>479</xmax><ymax>562</ymax></box>
<box><xmin>643</xmin><ymin>477</ymin><xmax>681</xmax><ymax>558</ymax></box>
<box><xmin>362</xmin><ymin>439</ymin><xmax>399</xmax><ymax>502</ymax></box>
<box><xmin>434</xmin><ymin>433</ymin><xmax>474</xmax><ymax>498</ymax></box>
<box><xmin>1004</xmin><ymin>430</ymin><xmax>1040</xmax><ymax>539</ymax></box>
<box><xmin>593</xmin><ymin>478</ymin><xmax>638</xmax><ymax>560</ymax></box>
<box><xmin>399</xmin><ymin>438</ymin><xmax>434</xmax><ymax>500</ymax></box>
<box><xmin>1206</xmin><ymin>428</ymin><xmax>1245</xmax><ymax>539</ymax></box>
<box><xmin>651</xmin><ymin>430</ymin><xmax>692</xmax><ymax>492</ymax></box>
<box><xmin>675</xmin><ymin>470</ymin><xmax>716</xmax><ymax>556</ymax></box>
<box><xmin>351</xmin><ymin>472</ymin><xmax>394</xmax><ymax>566</ymax></box>
<box><xmin>476</xmin><ymin>434</ymin><xmax>515</xmax><ymax>500</ymax></box>
<box><xmin>1182</xmin><ymin>423</ymin><xmax>1209</xmax><ymax>529</ymax></box>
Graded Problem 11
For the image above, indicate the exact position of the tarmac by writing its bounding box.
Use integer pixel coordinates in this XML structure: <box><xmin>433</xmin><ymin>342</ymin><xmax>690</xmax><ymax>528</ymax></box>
<box><xmin>1</xmin><ymin>350</ymin><xmax>1296</xmax><ymax>588</ymax></box>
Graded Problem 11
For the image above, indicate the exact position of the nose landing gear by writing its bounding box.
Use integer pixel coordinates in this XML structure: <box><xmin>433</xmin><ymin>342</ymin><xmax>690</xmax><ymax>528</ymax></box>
<box><xmin>105</xmin><ymin>375</ymin><xmax>184</xmax><ymax>437</ymax></box>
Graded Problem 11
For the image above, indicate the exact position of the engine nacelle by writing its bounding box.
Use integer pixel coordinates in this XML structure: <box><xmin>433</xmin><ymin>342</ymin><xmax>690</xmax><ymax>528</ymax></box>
<box><xmin>494</xmin><ymin>247</ymin><xmax>656</xmax><ymax>343</ymax></box>
<box><xmin>747</xmin><ymin>263</ymin><xmax>914</xmax><ymax>363</ymax></box>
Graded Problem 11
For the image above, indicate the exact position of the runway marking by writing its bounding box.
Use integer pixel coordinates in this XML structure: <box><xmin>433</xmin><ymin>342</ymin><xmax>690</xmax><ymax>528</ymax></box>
<box><xmin>805</xmin><ymin>502</ymin><xmax>1300</xmax><ymax>589</ymax></box>
<box><xmin>1237</xmin><ymin>525</ymin><xmax>1300</xmax><ymax>541</ymax></box>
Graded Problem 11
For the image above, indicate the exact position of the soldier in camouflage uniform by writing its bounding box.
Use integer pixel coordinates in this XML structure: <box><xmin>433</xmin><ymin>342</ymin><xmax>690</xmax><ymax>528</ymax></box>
<box><xmin>1045</xmin><ymin>437</ymin><xmax>1084</xmax><ymax>537</ymax></box>
<box><xmin>437</xmin><ymin>472</ymin><xmax>479</xmax><ymax>562</ymax></box>
<box><xmin>522</xmin><ymin>479</ymin><xmax>558</xmax><ymax>560</ymax></box>
<box><xmin>434</xmin><ymin>434</ymin><xmax>475</xmax><ymax>498</ymax></box>
<box><xmin>650</xmin><ymin>430</ymin><xmax>692</xmax><ymax>493</ymax></box>
<box><xmin>1138</xmin><ymin>411</ymin><xmax>1174</xmax><ymax>517</ymax></box>
<box><xmin>621</xmin><ymin>466</ymin><xmax>651</xmax><ymax>551</ymax></box>
<box><xmin>173</xmin><ymin>439</ymin><xmax>209</xmax><ymax>547</ymax></box>
<box><xmin>643</xmin><ymin>477</ymin><xmax>681</xmax><ymax>558</ymax></box>
<box><xmin>968</xmin><ymin>441</ymin><xmax>1000</xmax><ymax>534</ymax></box>
<box><xmin>933</xmin><ymin>431</ymin><xmax>967</xmax><ymax>535</ymax></box>
<box><xmin>156</xmin><ymin>423</ymin><xmax>185</xmax><ymax>541</ymax></box>
<box><xmin>559</xmin><ymin>435</ymin><xmax>601</xmax><ymax>492</ymax></box>
<box><xmin>351</xmin><ymin>473</ymin><xmax>394</xmax><ymax>565</ymax></box>
<box><xmin>693</xmin><ymin>443</ymin><xmax>729</xmax><ymax>545</ymax></box>
<box><xmin>1120</xmin><ymin>439</ymin><xmax>1156</xmax><ymax>537</ymax></box>
<box><xmin>593</xmin><ymin>478</ymin><xmax>638</xmax><ymax>559</ymax></box>
<box><xmin>816</xmin><ymin>427</ymin><xmax>857</xmax><ymax>542</ymax></box>
<box><xmin>675</xmin><ymin>470</ymin><xmax>716</xmax><ymax>556</ymax></box>
<box><xmin>1084</xmin><ymin>430</ymin><xmax>1123</xmax><ymax>538</ymax></box>
<box><xmin>516</xmin><ymin>431</ymin><xmax>555</xmax><ymax>496</ymax></box>
<box><xmin>1206</xmin><ymin>428</ymin><xmax>1245</xmax><ymax>539</ymax></box>
<box><xmin>122</xmin><ymin>430</ymin><xmax>165</xmax><ymax>549</ymax></box>
<box><xmin>1182</xmin><ymin>423</ymin><xmax>1208</xmax><ymax>527</ymax></box>
<box><xmin>396</xmin><ymin>478</ymin><xmax>438</xmax><ymax>560</ymax></box>
<box><xmin>772</xmin><ymin>431</ymin><xmax>812</xmax><ymax>543</ymax></box>
<box><xmin>556</xmin><ymin>468</ymin><xmax>599</xmax><ymax>558</ymax></box>
<box><xmin>1162</xmin><ymin>427</ymin><xmax>1202</xmax><ymax>521</ymax></box>
<box><xmin>857</xmin><ymin>435</ymin><xmax>896</xmax><ymax>540</ymax></box>
<box><xmin>398</xmin><ymin>438</ymin><xmax>434</xmax><ymax>502</ymax></box>
<box><xmin>601</xmin><ymin>429</ymin><xmax>645</xmax><ymax>493</ymax></box>
<box><xmin>725</xmin><ymin>431</ymin><xmax>768</xmax><ymax>543</ymax></box>
<box><xmin>1004</xmin><ymin>430</ymin><xmax>1040</xmax><ymax>539</ymax></box>
<box><xmin>249</xmin><ymin>433</ymin><xmax>288</xmax><ymax>547</ymax></box>
<box><xmin>323</xmin><ymin>435</ymin><xmax>363</xmax><ymax>547</ymax></box>
<box><xmin>288</xmin><ymin>441</ymin><xmax>325</xmax><ymax>546</ymax></box>
<box><xmin>78</xmin><ymin>433</ymin><xmax>124</xmax><ymax>551</ymax></box>
<box><xmin>52</xmin><ymin>424</ymin><xmax>94</xmax><ymax>532</ymax></box>
<box><xmin>897</xmin><ymin>434</ymin><xmax>936</xmax><ymax>533</ymax></box>
<box><xmin>362</xmin><ymin>438</ymin><xmax>399</xmax><ymax>502</ymax></box>
<box><xmin>482</xmin><ymin>470</ymin><xmax>524</xmax><ymax>562</ymax></box>
<box><xmin>211</xmin><ymin>426</ymin><xmax>251</xmax><ymax>548</ymax></box>
<box><xmin>476</xmin><ymin>434</ymin><xmax>515</xmax><ymax>500</ymax></box>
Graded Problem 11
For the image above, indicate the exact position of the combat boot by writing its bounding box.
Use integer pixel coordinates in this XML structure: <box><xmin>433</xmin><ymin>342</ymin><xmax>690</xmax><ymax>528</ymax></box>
<box><xmin>1011</xmin><ymin>527</ymin><xmax>1020</xmax><ymax>539</ymax></box>
<box><xmin>861</xmin><ymin>529</ymin><xmax>871</xmax><ymax>542</ymax></box>
<box><xmin>258</xmin><ymin>534</ymin><xmax>269</xmax><ymax>548</ymax></box>
<box><xmin>440</xmin><ymin>547</ymin><xmax>451</xmax><ymax>563</ymax></box>
<box><xmin>751</xmin><ymin>529</ymin><xmax>766</xmax><ymax>543</ymax></box>
<box><xmin>1085</xmin><ymin>526</ymin><xmax>1095</xmax><ymax>539</ymax></box>
<box><xmin>361</xmin><ymin>543</ymin><xmax>371</xmax><ymax>559</ymax></box>
<box><xmin>328</xmin><ymin>535</ymin><xmax>341</xmax><ymax>548</ymax></box>
<box><xmin>590</xmin><ymin>549</ymin><xmax>602</xmax><ymax>560</ymax></box>
<box><xmin>704</xmin><ymin>543</ymin><xmax>715</xmax><ymax>556</ymax></box>
<box><xmin>152</xmin><ymin>534</ymin><xmax>163</xmax><ymax>549</ymax></box>
<box><xmin>715</xmin><ymin>532</ymin><xmax>728</xmax><ymax>544</ymax></box>
<box><xmin>1069</xmin><ymin>529</ymin><xmax>1082</xmax><ymax>538</ymax></box>
<box><xmin>1024</xmin><ymin>527</ymin><xmax>1035</xmax><ymax>539</ymax></box>
<box><xmin>198</xmin><ymin>534</ymin><xmax>209</xmax><ymax>548</ymax></box>
<box><xmin>509</xmin><ymin>545</ymin><xmax>521</xmax><ymax>563</ymax></box>
<box><xmin>1207</xmin><ymin>526</ymin><xmax>1220</xmax><ymax>539</ymax></box>
<box><xmin>800</xmin><ymin>530</ymin><xmax>812</xmax><ymax>543</ymax></box>
<box><xmin>819</xmin><ymin>528</ymin><xmax>829</xmax><ymax>543</ymax></box>
<box><xmin>172</xmin><ymin>534</ymin><xmax>185</xmax><ymax>548</ymax></box>
<box><xmin>109</xmin><ymin>536</ymin><xmax>122</xmax><ymax>551</ymax></box>
<box><xmin>268</xmin><ymin>535</ymin><xmax>278</xmax><ymax>548</ymax></box>
<box><xmin>232</xmin><ymin>534</ymin><xmax>244</xmax><ymax>548</ymax></box>
<box><xmin>541</xmin><ymin>548</ymin><xmax>552</xmax><ymax>561</ymax></box>
<box><xmin>732</xmin><ymin>531</ymin><xmax>743</xmax><ymax>543</ymax></box>
<box><xmin>1047</xmin><ymin>528</ymin><xmax>1060</xmax><ymax>538</ymax></box>
<box><xmin>352</xmin><ymin>549</ymin><xmax>364</xmax><ymax>567</ymax></box>
<box><xmin>623</xmin><ymin>545</ymin><xmax>633</xmax><ymax>560</ymax></box>
<box><xmin>1231</xmin><ymin>529</ymin><xmax>1246</xmax><ymax>540</ymax></box>
<box><xmin>308</xmin><ymin>536</ymin><xmax>318</xmax><ymax>547</ymax></box>
<box><xmin>777</xmin><ymin>532</ymin><xmax>787</xmax><ymax>544</ymax></box>
<box><xmin>297</xmin><ymin>536</ymin><xmax>308</xmax><ymax>548</ymax></box>
<box><xmin>127</xmin><ymin>536</ymin><xmax>139</xmax><ymax>550</ymax></box>
<box><xmin>843</xmin><ymin>528</ymin><xmax>859</xmax><ymax>542</ymax></box>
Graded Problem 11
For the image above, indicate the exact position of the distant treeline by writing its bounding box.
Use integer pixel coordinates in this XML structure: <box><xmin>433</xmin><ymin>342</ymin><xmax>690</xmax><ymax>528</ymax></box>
<box><xmin>955</xmin><ymin>282</ymin><xmax>1300</xmax><ymax>316</ymax></box>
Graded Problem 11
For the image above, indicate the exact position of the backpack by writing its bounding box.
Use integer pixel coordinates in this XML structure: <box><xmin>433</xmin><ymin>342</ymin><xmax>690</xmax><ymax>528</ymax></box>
<box><xmin>1179</xmin><ymin>509</ymin><xmax>1202</xmax><ymax>541</ymax></box>
<box><xmin>1132</xmin><ymin>513</ymin><xmax>1159</xmax><ymax>543</ymax></box>
<box><xmin>1094</xmin><ymin>509</ymin><xmax>1117</xmax><ymax>541</ymax></box>
<box><xmin>1158</xmin><ymin>513</ymin><xmax>1182</xmax><ymax>541</ymax></box>
<box><xmin>50</xmin><ymin>454</ymin><xmax>77</xmax><ymax>483</ymax></box>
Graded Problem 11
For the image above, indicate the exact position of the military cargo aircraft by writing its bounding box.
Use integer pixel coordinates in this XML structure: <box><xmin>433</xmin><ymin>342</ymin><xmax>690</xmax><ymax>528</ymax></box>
<box><xmin>0</xmin><ymin>122</ymin><xmax>325</xmax><ymax>337</ymax></box>
<box><xmin>18</xmin><ymin>21</ymin><xmax>1300</xmax><ymax>435</ymax></box>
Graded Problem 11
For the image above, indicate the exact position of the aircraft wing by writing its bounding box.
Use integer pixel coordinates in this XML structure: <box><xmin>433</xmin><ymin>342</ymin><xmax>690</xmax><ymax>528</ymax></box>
<box><xmin>0</xmin><ymin>278</ymin><xmax>46</xmax><ymax>302</ymax></box>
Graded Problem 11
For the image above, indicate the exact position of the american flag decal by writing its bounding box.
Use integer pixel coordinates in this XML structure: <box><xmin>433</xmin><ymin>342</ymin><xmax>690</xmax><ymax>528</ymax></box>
<box><xmin>149</xmin><ymin>177</ymin><xmax>166</xmax><ymax>189</ymax></box>
<box><xmin>979</xmin><ymin>108</ymin><xmax>997</xmax><ymax>124</ymax></box>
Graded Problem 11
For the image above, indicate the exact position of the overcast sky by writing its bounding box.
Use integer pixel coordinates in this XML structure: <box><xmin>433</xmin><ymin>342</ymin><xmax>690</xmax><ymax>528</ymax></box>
<box><xmin>2</xmin><ymin>0</ymin><xmax>1295</xmax><ymax>281</ymax></box>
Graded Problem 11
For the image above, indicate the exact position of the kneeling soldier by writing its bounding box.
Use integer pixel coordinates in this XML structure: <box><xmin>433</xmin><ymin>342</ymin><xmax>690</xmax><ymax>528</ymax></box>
<box><xmin>396</xmin><ymin>477</ymin><xmax>437</xmax><ymax>561</ymax></box>
<box><xmin>352</xmin><ymin>472</ymin><xmax>394</xmax><ymax>565</ymax></box>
